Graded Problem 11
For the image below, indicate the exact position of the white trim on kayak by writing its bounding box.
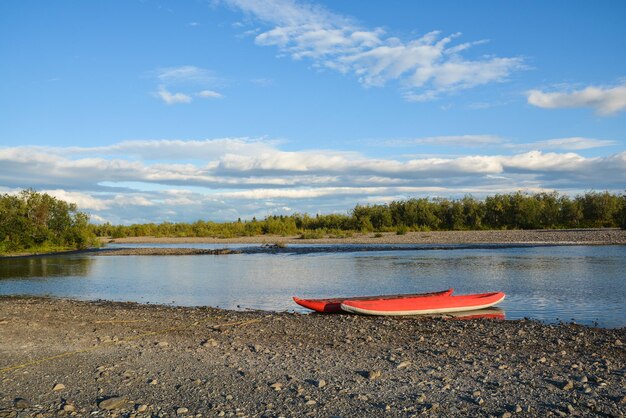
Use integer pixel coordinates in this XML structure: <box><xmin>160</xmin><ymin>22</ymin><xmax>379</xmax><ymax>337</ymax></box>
<box><xmin>340</xmin><ymin>295</ymin><xmax>505</xmax><ymax>316</ymax></box>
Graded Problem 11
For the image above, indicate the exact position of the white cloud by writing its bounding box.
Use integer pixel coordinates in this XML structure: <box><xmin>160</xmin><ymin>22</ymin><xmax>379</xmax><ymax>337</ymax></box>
<box><xmin>225</xmin><ymin>0</ymin><xmax>524</xmax><ymax>100</ymax></box>
<box><xmin>2</xmin><ymin>139</ymin><xmax>624</xmax><ymax>223</ymax></box>
<box><xmin>155</xmin><ymin>66</ymin><xmax>216</xmax><ymax>84</ymax></box>
<box><xmin>155</xmin><ymin>86</ymin><xmax>193</xmax><ymax>104</ymax></box>
<box><xmin>43</xmin><ymin>189</ymin><xmax>110</xmax><ymax>211</ymax></box>
<box><xmin>523</xmin><ymin>137</ymin><xmax>616</xmax><ymax>151</ymax></box>
<box><xmin>152</xmin><ymin>66</ymin><xmax>223</xmax><ymax>104</ymax></box>
<box><xmin>527</xmin><ymin>84</ymin><xmax>626</xmax><ymax>115</ymax></box>
<box><xmin>197</xmin><ymin>90</ymin><xmax>224</xmax><ymax>99</ymax></box>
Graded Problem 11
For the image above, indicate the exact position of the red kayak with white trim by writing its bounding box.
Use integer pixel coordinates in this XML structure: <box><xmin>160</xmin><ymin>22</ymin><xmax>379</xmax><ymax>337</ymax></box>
<box><xmin>340</xmin><ymin>291</ymin><xmax>505</xmax><ymax>316</ymax></box>
<box><xmin>293</xmin><ymin>288</ymin><xmax>454</xmax><ymax>313</ymax></box>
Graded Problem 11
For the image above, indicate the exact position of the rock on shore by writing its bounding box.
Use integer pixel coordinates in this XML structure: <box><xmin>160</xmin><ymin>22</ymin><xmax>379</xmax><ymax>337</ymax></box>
<box><xmin>0</xmin><ymin>297</ymin><xmax>624</xmax><ymax>417</ymax></box>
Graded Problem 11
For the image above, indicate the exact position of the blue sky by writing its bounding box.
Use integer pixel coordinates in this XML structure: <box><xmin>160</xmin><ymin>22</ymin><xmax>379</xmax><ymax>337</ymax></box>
<box><xmin>1</xmin><ymin>0</ymin><xmax>625</xmax><ymax>224</ymax></box>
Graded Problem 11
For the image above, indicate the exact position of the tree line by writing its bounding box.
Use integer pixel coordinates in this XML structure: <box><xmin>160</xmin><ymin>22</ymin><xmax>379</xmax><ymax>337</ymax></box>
<box><xmin>0</xmin><ymin>189</ymin><xmax>97</xmax><ymax>253</ymax></box>
<box><xmin>2</xmin><ymin>190</ymin><xmax>624</xmax><ymax>253</ymax></box>
<box><xmin>91</xmin><ymin>191</ymin><xmax>626</xmax><ymax>239</ymax></box>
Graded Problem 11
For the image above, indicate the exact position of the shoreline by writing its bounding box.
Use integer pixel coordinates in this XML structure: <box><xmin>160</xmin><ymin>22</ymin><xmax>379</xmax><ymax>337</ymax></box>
<box><xmin>107</xmin><ymin>228</ymin><xmax>626</xmax><ymax>245</ymax></box>
<box><xmin>0</xmin><ymin>296</ymin><xmax>624</xmax><ymax>417</ymax></box>
<box><xmin>2</xmin><ymin>229</ymin><xmax>624</xmax><ymax>258</ymax></box>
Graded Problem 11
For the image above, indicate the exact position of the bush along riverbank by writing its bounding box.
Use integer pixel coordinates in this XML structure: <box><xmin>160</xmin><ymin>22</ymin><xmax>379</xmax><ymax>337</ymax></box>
<box><xmin>0</xmin><ymin>190</ymin><xmax>98</xmax><ymax>255</ymax></box>
<box><xmin>0</xmin><ymin>297</ymin><xmax>624</xmax><ymax>417</ymax></box>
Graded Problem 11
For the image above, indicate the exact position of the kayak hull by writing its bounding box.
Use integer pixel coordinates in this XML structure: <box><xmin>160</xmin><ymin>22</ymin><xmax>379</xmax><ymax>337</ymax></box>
<box><xmin>293</xmin><ymin>288</ymin><xmax>453</xmax><ymax>313</ymax></box>
<box><xmin>340</xmin><ymin>292</ymin><xmax>505</xmax><ymax>316</ymax></box>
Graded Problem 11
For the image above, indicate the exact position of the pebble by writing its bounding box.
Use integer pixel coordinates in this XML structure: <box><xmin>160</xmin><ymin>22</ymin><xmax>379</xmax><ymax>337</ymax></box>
<box><xmin>52</xmin><ymin>383</ymin><xmax>65</xmax><ymax>391</ymax></box>
<box><xmin>501</xmin><ymin>412</ymin><xmax>512</xmax><ymax>418</ymax></box>
<box><xmin>314</xmin><ymin>379</ymin><xmax>326</xmax><ymax>388</ymax></box>
<box><xmin>305</xmin><ymin>400</ymin><xmax>317</xmax><ymax>405</ymax></box>
<box><xmin>176</xmin><ymin>407</ymin><xmax>189</xmax><ymax>414</ymax></box>
<box><xmin>269</xmin><ymin>382</ymin><xmax>283</xmax><ymax>391</ymax></box>
<box><xmin>396</xmin><ymin>360</ymin><xmax>411</xmax><ymax>369</ymax></box>
<box><xmin>561</xmin><ymin>380</ymin><xmax>574</xmax><ymax>391</ymax></box>
<box><xmin>157</xmin><ymin>341</ymin><xmax>169</xmax><ymax>347</ymax></box>
<box><xmin>98</xmin><ymin>397</ymin><xmax>129</xmax><ymax>410</ymax></box>
<box><xmin>137</xmin><ymin>404</ymin><xmax>148</xmax><ymax>412</ymax></box>
<box><xmin>201</xmin><ymin>339</ymin><xmax>218</xmax><ymax>347</ymax></box>
<box><xmin>515</xmin><ymin>404</ymin><xmax>523</xmax><ymax>413</ymax></box>
<box><xmin>13</xmin><ymin>398</ymin><xmax>30</xmax><ymax>409</ymax></box>
<box><xmin>365</xmin><ymin>370</ymin><xmax>381</xmax><ymax>380</ymax></box>
<box><xmin>62</xmin><ymin>404</ymin><xmax>75</xmax><ymax>412</ymax></box>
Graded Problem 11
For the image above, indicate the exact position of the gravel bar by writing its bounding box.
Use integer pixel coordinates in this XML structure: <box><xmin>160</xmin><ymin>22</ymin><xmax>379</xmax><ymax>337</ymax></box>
<box><xmin>108</xmin><ymin>228</ymin><xmax>626</xmax><ymax>245</ymax></box>
<box><xmin>0</xmin><ymin>297</ymin><xmax>624</xmax><ymax>417</ymax></box>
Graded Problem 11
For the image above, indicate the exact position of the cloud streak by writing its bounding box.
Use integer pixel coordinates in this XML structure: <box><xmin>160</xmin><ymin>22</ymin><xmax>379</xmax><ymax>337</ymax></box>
<box><xmin>527</xmin><ymin>83</ymin><xmax>626</xmax><ymax>115</ymax></box>
<box><xmin>152</xmin><ymin>66</ymin><xmax>224</xmax><ymax>104</ymax></box>
<box><xmin>226</xmin><ymin>0</ymin><xmax>524</xmax><ymax>100</ymax></box>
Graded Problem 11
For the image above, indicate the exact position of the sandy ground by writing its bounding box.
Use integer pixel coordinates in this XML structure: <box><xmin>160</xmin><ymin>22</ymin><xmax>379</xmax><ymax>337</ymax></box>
<box><xmin>106</xmin><ymin>228</ymin><xmax>626</xmax><ymax>246</ymax></box>
<box><xmin>0</xmin><ymin>297</ymin><xmax>624</xmax><ymax>417</ymax></box>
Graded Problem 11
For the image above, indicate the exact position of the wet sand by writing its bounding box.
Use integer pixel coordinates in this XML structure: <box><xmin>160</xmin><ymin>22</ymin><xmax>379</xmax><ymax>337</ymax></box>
<box><xmin>0</xmin><ymin>297</ymin><xmax>624</xmax><ymax>417</ymax></box>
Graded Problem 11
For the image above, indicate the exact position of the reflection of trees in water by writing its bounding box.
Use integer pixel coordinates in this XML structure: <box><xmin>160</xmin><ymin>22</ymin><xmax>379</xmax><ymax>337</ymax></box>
<box><xmin>0</xmin><ymin>256</ymin><xmax>93</xmax><ymax>279</ymax></box>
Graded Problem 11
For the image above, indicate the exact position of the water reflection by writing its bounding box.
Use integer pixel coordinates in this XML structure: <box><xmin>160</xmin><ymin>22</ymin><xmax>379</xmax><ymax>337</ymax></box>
<box><xmin>0</xmin><ymin>256</ymin><xmax>93</xmax><ymax>279</ymax></box>
<box><xmin>0</xmin><ymin>245</ymin><xmax>624</xmax><ymax>328</ymax></box>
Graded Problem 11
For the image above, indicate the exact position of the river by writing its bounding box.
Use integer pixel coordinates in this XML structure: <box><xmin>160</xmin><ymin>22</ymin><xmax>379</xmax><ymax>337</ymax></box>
<box><xmin>1</xmin><ymin>244</ymin><xmax>624</xmax><ymax>328</ymax></box>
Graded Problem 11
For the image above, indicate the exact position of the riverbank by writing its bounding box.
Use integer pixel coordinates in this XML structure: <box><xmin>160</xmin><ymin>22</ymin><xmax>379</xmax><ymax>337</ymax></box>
<box><xmin>107</xmin><ymin>228</ymin><xmax>626</xmax><ymax>245</ymax></box>
<box><xmin>1</xmin><ymin>297</ymin><xmax>624</xmax><ymax>417</ymax></box>
<box><xmin>2</xmin><ymin>229</ymin><xmax>624</xmax><ymax>258</ymax></box>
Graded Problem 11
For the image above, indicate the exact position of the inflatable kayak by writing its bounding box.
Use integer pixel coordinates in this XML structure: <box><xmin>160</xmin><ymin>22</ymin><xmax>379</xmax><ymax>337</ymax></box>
<box><xmin>293</xmin><ymin>288</ymin><xmax>454</xmax><ymax>313</ymax></box>
<box><xmin>340</xmin><ymin>291</ymin><xmax>505</xmax><ymax>316</ymax></box>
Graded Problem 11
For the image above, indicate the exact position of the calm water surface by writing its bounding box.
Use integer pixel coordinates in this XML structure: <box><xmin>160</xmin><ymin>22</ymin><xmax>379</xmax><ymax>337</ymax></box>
<box><xmin>0</xmin><ymin>245</ymin><xmax>624</xmax><ymax>328</ymax></box>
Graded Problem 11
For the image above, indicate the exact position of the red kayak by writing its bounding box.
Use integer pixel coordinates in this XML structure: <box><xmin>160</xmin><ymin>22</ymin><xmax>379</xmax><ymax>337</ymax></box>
<box><xmin>293</xmin><ymin>288</ymin><xmax>454</xmax><ymax>313</ymax></box>
<box><xmin>340</xmin><ymin>291</ymin><xmax>505</xmax><ymax>316</ymax></box>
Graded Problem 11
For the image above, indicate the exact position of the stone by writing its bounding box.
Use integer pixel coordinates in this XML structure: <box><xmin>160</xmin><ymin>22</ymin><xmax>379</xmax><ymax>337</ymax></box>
<box><xmin>62</xmin><ymin>404</ymin><xmax>75</xmax><ymax>412</ymax></box>
<box><xmin>269</xmin><ymin>382</ymin><xmax>283</xmax><ymax>391</ymax></box>
<box><xmin>137</xmin><ymin>404</ymin><xmax>148</xmax><ymax>412</ymax></box>
<box><xmin>561</xmin><ymin>380</ymin><xmax>574</xmax><ymax>391</ymax></box>
<box><xmin>416</xmin><ymin>394</ymin><xmax>426</xmax><ymax>403</ymax></box>
<box><xmin>201</xmin><ymin>339</ymin><xmax>218</xmax><ymax>348</ymax></box>
<box><xmin>52</xmin><ymin>383</ymin><xmax>65</xmax><ymax>391</ymax></box>
<box><xmin>176</xmin><ymin>407</ymin><xmax>189</xmax><ymax>414</ymax></box>
<box><xmin>315</xmin><ymin>379</ymin><xmax>326</xmax><ymax>388</ymax></box>
<box><xmin>157</xmin><ymin>341</ymin><xmax>169</xmax><ymax>347</ymax></box>
<box><xmin>13</xmin><ymin>398</ymin><xmax>30</xmax><ymax>409</ymax></box>
<box><xmin>515</xmin><ymin>404</ymin><xmax>523</xmax><ymax>413</ymax></box>
<box><xmin>396</xmin><ymin>361</ymin><xmax>411</xmax><ymax>369</ymax></box>
<box><xmin>98</xmin><ymin>397</ymin><xmax>129</xmax><ymax>410</ymax></box>
<box><xmin>365</xmin><ymin>370</ymin><xmax>381</xmax><ymax>380</ymax></box>
<box><xmin>474</xmin><ymin>397</ymin><xmax>484</xmax><ymax>406</ymax></box>
<box><xmin>305</xmin><ymin>400</ymin><xmax>317</xmax><ymax>405</ymax></box>
<box><xmin>501</xmin><ymin>413</ymin><xmax>512</xmax><ymax>418</ymax></box>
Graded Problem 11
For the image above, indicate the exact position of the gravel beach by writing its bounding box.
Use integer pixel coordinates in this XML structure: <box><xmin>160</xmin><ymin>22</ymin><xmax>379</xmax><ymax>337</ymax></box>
<box><xmin>107</xmin><ymin>228</ymin><xmax>626</xmax><ymax>245</ymax></box>
<box><xmin>1</xmin><ymin>297</ymin><xmax>624</xmax><ymax>417</ymax></box>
